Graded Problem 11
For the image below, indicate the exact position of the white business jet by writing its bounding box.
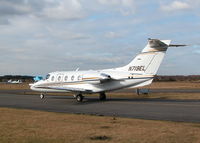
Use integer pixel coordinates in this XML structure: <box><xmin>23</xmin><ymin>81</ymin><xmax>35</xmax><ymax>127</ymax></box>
<box><xmin>30</xmin><ymin>39</ymin><xmax>185</xmax><ymax>102</ymax></box>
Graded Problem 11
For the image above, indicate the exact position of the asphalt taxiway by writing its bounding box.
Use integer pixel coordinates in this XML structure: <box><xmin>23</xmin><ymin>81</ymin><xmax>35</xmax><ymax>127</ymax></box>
<box><xmin>0</xmin><ymin>92</ymin><xmax>200</xmax><ymax>123</ymax></box>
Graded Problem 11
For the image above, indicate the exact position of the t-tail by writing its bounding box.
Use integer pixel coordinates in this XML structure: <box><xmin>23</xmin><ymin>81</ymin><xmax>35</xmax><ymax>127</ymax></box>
<box><xmin>118</xmin><ymin>39</ymin><xmax>172</xmax><ymax>76</ymax></box>
<box><xmin>115</xmin><ymin>38</ymin><xmax>174</xmax><ymax>87</ymax></box>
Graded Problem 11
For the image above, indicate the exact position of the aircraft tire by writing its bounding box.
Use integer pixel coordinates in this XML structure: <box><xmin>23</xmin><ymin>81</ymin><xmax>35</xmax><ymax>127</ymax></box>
<box><xmin>76</xmin><ymin>94</ymin><xmax>83</xmax><ymax>102</ymax></box>
<box><xmin>40</xmin><ymin>94</ymin><xmax>44</xmax><ymax>99</ymax></box>
<box><xmin>99</xmin><ymin>92</ymin><xmax>106</xmax><ymax>101</ymax></box>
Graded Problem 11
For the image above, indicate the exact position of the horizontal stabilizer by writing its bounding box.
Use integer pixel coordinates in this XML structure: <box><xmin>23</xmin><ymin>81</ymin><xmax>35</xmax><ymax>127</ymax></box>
<box><xmin>148</xmin><ymin>38</ymin><xmax>169</xmax><ymax>48</ymax></box>
<box><xmin>169</xmin><ymin>44</ymin><xmax>187</xmax><ymax>47</ymax></box>
<box><xmin>142</xmin><ymin>39</ymin><xmax>171</xmax><ymax>53</ymax></box>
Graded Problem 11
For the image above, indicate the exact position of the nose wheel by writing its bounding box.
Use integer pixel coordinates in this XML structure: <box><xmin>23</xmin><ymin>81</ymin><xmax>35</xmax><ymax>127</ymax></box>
<box><xmin>40</xmin><ymin>94</ymin><xmax>45</xmax><ymax>99</ymax></box>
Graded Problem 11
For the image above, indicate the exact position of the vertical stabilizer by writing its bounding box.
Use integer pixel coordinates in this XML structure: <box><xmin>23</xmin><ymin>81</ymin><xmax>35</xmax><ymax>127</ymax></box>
<box><xmin>117</xmin><ymin>39</ymin><xmax>171</xmax><ymax>75</ymax></box>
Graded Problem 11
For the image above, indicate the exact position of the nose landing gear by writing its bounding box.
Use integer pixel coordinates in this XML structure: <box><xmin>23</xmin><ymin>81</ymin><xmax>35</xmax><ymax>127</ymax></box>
<box><xmin>40</xmin><ymin>94</ymin><xmax>45</xmax><ymax>99</ymax></box>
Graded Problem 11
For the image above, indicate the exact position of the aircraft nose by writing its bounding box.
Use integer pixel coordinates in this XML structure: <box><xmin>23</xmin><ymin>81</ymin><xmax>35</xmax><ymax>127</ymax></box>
<box><xmin>29</xmin><ymin>83</ymin><xmax>36</xmax><ymax>90</ymax></box>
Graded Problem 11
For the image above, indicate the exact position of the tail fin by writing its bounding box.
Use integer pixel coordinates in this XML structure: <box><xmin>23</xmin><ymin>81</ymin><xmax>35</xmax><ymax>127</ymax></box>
<box><xmin>118</xmin><ymin>39</ymin><xmax>171</xmax><ymax>75</ymax></box>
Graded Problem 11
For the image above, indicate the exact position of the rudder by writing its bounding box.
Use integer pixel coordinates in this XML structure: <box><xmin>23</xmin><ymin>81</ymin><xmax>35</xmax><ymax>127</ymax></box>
<box><xmin>117</xmin><ymin>39</ymin><xmax>171</xmax><ymax>75</ymax></box>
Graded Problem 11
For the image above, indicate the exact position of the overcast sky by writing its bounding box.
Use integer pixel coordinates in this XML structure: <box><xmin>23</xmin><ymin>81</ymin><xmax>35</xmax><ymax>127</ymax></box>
<box><xmin>0</xmin><ymin>0</ymin><xmax>200</xmax><ymax>76</ymax></box>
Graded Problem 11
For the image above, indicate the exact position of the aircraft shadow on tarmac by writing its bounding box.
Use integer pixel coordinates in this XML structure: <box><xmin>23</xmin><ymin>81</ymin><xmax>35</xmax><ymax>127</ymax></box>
<box><xmin>49</xmin><ymin>95</ymin><xmax>200</xmax><ymax>105</ymax></box>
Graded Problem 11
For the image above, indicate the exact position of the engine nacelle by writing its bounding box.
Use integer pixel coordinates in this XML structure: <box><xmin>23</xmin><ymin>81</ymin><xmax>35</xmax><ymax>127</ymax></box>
<box><xmin>82</xmin><ymin>73</ymin><xmax>111</xmax><ymax>84</ymax></box>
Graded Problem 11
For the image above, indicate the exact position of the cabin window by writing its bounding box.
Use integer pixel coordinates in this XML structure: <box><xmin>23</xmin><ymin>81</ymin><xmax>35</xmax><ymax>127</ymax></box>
<box><xmin>58</xmin><ymin>76</ymin><xmax>62</xmax><ymax>81</ymax></box>
<box><xmin>64</xmin><ymin>76</ymin><xmax>68</xmax><ymax>81</ymax></box>
<box><xmin>51</xmin><ymin>76</ymin><xmax>55</xmax><ymax>81</ymax></box>
<box><xmin>71</xmin><ymin>75</ymin><xmax>74</xmax><ymax>81</ymax></box>
<box><xmin>78</xmin><ymin>75</ymin><xmax>82</xmax><ymax>81</ymax></box>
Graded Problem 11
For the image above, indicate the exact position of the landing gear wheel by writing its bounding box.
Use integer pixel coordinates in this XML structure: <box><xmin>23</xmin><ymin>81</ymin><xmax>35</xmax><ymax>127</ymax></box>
<box><xmin>99</xmin><ymin>92</ymin><xmax>106</xmax><ymax>101</ymax></box>
<box><xmin>40</xmin><ymin>94</ymin><xmax>44</xmax><ymax>99</ymax></box>
<box><xmin>76</xmin><ymin>94</ymin><xmax>84</xmax><ymax>102</ymax></box>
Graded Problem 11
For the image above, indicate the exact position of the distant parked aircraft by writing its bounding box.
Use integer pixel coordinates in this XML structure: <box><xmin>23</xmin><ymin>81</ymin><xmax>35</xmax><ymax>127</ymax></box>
<box><xmin>30</xmin><ymin>39</ymin><xmax>186</xmax><ymax>102</ymax></box>
<box><xmin>7</xmin><ymin>80</ymin><xmax>22</xmax><ymax>84</ymax></box>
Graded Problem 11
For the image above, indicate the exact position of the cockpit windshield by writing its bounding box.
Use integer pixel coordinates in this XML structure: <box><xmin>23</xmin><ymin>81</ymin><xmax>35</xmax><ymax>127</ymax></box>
<box><xmin>46</xmin><ymin>74</ymin><xmax>50</xmax><ymax>79</ymax></box>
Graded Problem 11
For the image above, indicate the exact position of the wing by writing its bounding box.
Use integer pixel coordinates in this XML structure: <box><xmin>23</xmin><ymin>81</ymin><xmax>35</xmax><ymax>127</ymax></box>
<box><xmin>37</xmin><ymin>86</ymin><xmax>93</xmax><ymax>93</ymax></box>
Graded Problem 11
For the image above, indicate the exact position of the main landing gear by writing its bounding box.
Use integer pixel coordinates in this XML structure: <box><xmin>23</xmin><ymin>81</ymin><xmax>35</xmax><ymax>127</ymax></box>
<box><xmin>99</xmin><ymin>92</ymin><xmax>106</xmax><ymax>101</ymax></box>
<box><xmin>74</xmin><ymin>92</ymin><xmax>107</xmax><ymax>102</ymax></box>
<box><xmin>75</xmin><ymin>94</ymin><xmax>84</xmax><ymax>102</ymax></box>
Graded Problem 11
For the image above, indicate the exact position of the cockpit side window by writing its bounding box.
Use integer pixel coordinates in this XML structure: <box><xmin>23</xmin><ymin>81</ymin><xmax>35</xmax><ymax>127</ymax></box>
<box><xmin>46</xmin><ymin>74</ymin><xmax>50</xmax><ymax>79</ymax></box>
